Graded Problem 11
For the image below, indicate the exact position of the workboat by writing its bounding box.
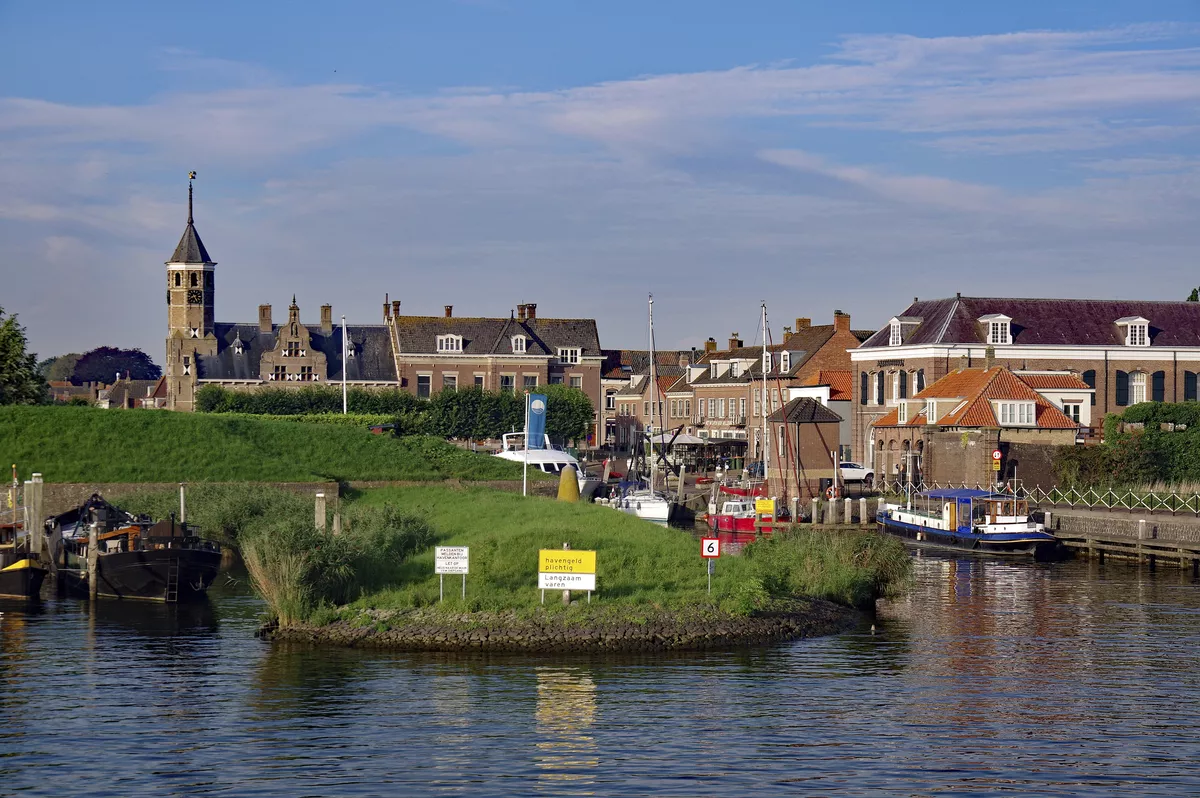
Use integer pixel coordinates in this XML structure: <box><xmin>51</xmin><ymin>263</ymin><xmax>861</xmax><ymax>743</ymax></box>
<box><xmin>877</xmin><ymin>488</ymin><xmax>1059</xmax><ymax>557</ymax></box>
<box><xmin>0</xmin><ymin>522</ymin><xmax>48</xmax><ymax>599</ymax></box>
<box><xmin>705</xmin><ymin>498</ymin><xmax>777</xmax><ymax>544</ymax></box>
<box><xmin>494</xmin><ymin>433</ymin><xmax>603</xmax><ymax>499</ymax></box>
<box><xmin>49</xmin><ymin>496</ymin><xmax>222</xmax><ymax>602</ymax></box>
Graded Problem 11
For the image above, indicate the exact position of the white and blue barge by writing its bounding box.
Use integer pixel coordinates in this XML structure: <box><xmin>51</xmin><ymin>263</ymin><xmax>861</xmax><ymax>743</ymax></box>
<box><xmin>877</xmin><ymin>488</ymin><xmax>1059</xmax><ymax>557</ymax></box>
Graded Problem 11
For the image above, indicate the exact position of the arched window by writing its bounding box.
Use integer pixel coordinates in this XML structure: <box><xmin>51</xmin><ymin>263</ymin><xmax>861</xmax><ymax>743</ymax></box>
<box><xmin>190</xmin><ymin>272</ymin><xmax>198</xmax><ymax>287</ymax></box>
<box><xmin>1082</xmin><ymin>369</ymin><xmax>1096</xmax><ymax>406</ymax></box>
<box><xmin>174</xmin><ymin>273</ymin><xmax>181</xmax><ymax>287</ymax></box>
<box><xmin>916</xmin><ymin>369</ymin><xmax>925</xmax><ymax>393</ymax></box>
<box><xmin>1130</xmin><ymin>371</ymin><xmax>1147</xmax><ymax>405</ymax></box>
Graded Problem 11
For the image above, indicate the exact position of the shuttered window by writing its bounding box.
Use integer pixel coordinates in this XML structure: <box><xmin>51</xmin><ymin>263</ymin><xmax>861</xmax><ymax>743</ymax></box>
<box><xmin>875</xmin><ymin>372</ymin><xmax>885</xmax><ymax>405</ymax></box>
<box><xmin>1186</xmin><ymin>372</ymin><xmax>1198</xmax><ymax>402</ymax></box>
<box><xmin>1115</xmin><ymin>370</ymin><xmax>1129</xmax><ymax>407</ymax></box>
<box><xmin>916</xmin><ymin>369</ymin><xmax>925</xmax><ymax>393</ymax></box>
<box><xmin>1082</xmin><ymin>370</ymin><xmax>1096</xmax><ymax>406</ymax></box>
<box><xmin>898</xmin><ymin>370</ymin><xmax>908</xmax><ymax>399</ymax></box>
<box><xmin>1152</xmin><ymin>371</ymin><xmax>1166</xmax><ymax>403</ymax></box>
<box><xmin>861</xmin><ymin>372</ymin><xmax>869</xmax><ymax>405</ymax></box>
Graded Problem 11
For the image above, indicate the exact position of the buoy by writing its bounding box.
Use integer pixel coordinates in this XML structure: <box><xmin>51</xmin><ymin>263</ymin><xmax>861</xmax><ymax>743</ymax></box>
<box><xmin>557</xmin><ymin>465</ymin><xmax>580</xmax><ymax>503</ymax></box>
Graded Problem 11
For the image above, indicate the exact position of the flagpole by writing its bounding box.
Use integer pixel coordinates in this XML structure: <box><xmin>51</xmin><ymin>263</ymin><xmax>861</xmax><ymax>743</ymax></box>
<box><xmin>523</xmin><ymin>391</ymin><xmax>530</xmax><ymax>497</ymax></box>
<box><xmin>341</xmin><ymin>315</ymin><xmax>348</xmax><ymax>415</ymax></box>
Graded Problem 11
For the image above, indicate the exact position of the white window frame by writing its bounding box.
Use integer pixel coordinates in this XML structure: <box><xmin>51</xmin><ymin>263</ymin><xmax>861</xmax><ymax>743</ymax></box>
<box><xmin>730</xmin><ymin>362</ymin><xmax>739</xmax><ymax>378</ymax></box>
<box><xmin>739</xmin><ymin>397</ymin><xmax>746</xmax><ymax>421</ymax></box>
<box><xmin>511</xmin><ymin>335</ymin><xmax>526</xmax><ymax>354</ymax></box>
<box><xmin>897</xmin><ymin>401</ymin><xmax>908</xmax><ymax>424</ymax></box>
<box><xmin>569</xmin><ymin>375</ymin><xmax>582</xmax><ymax>389</ymax></box>
<box><xmin>436</xmin><ymin>334</ymin><xmax>463</xmax><ymax>353</ymax></box>
<box><xmin>605</xmin><ymin>391</ymin><xmax>616</xmax><ymax>410</ymax></box>
<box><xmin>1130</xmin><ymin>371</ymin><xmax>1147</xmax><ymax>404</ymax></box>
<box><xmin>988</xmin><ymin>321</ymin><xmax>1010</xmax><ymax>345</ymax></box>
<box><xmin>719</xmin><ymin>398</ymin><xmax>727</xmax><ymax>418</ymax></box>
<box><xmin>1126</xmin><ymin>324</ymin><xmax>1148</xmax><ymax>347</ymax></box>
<box><xmin>780</xmin><ymin>351</ymin><xmax>790</xmax><ymax>372</ymax></box>
<box><xmin>762</xmin><ymin>352</ymin><xmax>772</xmax><ymax>373</ymax></box>
<box><xmin>442</xmin><ymin>373</ymin><xmax>458</xmax><ymax>392</ymax></box>
<box><xmin>995</xmin><ymin>400</ymin><xmax>1036</xmax><ymax>427</ymax></box>
<box><xmin>889</xmin><ymin>322</ymin><xmax>902</xmax><ymax>347</ymax></box>
<box><xmin>557</xmin><ymin>347</ymin><xmax>581</xmax><ymax>364</ymax></box>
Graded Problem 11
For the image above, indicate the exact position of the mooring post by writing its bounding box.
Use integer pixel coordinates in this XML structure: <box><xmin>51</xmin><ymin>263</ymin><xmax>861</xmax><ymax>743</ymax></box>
<box><xmin>790</xmin><ymin>497</ymin><xmax>799</xmax><ymax>523</ymax></box>
<box><xmin>1043</xmin><ymin>510</ymin><xmax>1052</xmax><ymax>530</ymax></box>
<box><xmin>677</xmin><ymin>465</ymin><xmax>687</xmax><ymax>503</ymax></box>
<box><xmin>562</xmin><ymin>542</ymin><xmax>571</xmax><ymax>605</ymax></box>
<box><xmin>30</xmin><ymin>474</ymin><xmax>44</xmax><ymax>559</ymax></box>
<box><xmin>811</xmin><ymin>497</ymin><xmax>820</xmax><ymax>526</ymax></box>
<box><xmin>87</xmin><ymin>516</ymin><xmax>99</xmax><ymax>601</ymax></box>
<box><xmin>844</xmin><ymin>497</ymin><xmax>852</xmax><ymax>525</ymax></box>
<box><xmin>860</xmin><ymin>498</ymin><xmax>868</xmax><ymax>528</ymax></box>
<box><xmin>315</xmin><ymin>492</ymin><xmax>327</xmax><ymax>532</ymax></box>
<box><xmin>829</xmin><ymin>498</ymin><xmax>839</xmax><ymax>526</ymax></box>
<box><xmin>179</xmin><ymin>482</ymin><xmax>187</xmax><ymax>524</ymax></box>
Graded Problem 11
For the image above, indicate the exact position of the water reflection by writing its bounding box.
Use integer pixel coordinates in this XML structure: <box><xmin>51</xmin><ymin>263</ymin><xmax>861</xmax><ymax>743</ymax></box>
<box><xmin>534</xmin><ymin>667</ymin><xmax>598</xmax><ymax>793</ymax></box>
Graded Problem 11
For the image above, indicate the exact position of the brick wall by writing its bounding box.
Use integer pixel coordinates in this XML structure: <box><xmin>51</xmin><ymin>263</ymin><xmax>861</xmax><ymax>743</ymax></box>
<box><xmin>1050</xmin><ymin>511</ymin><xmax>1200</xmax><ymax>545</ymax></box>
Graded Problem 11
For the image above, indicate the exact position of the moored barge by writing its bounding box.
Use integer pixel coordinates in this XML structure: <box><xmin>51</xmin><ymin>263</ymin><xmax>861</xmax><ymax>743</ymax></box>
<box><xmin>878</xmin><ymin>488</ymin><xmax>1060</xmax><ymax>557</ymax></box>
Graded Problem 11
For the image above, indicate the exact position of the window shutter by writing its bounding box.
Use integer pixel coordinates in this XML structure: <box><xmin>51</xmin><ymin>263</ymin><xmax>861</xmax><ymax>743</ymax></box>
<box><xmin>875</xmin><ymin>372</ymin><xmax>884</xmax><ymax>405</ymax></box>
<box><xmin>1186</xmin><ymin>372</ymin><xmax>1197</xmax><ymax>402</ymax></box>
<box><xmin>1115</xmin><ymin>370</ymin><xmax>1129</xmax><ymax>407</ymax></box>
<box><xmin>916</xmin><ymin>369</ymin><xmax>925</xmax><ymax>393</ymax></box>
<box><xmin>860</xmin><ymin>372</ymin><xmax>868</xmax><ymax>405</ymax></box>
<box><xmin>898</xmin><ymin>370</ymin><xmax>908</xmax><ymax>399</ymax></box>
<box><xmin>1152</xmin><ymin>371</ymin><xmax>1166</xmax><ymax>402</ymax></box>
<box><xmin>1083</xmin><ymin>369</ymin><xmax>1096</xmax><ymax>406</ymax></box>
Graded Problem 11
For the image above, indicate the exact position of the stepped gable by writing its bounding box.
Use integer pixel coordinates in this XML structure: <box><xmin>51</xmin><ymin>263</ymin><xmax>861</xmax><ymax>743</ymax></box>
<box><xmin>196</xmin><ymin>323</ymin><xmax>397</xmax><ymax>382</ymax></box>
<box><xmin>768</xmin><ymin>397</ymin><xmax>843</xmax><ymax>424</ymax></box>
<box><xmin>860</xmin><ymin>296</ymin><xmax>1200</xmax><ymax>349</ymax></box>
<box><xmin>391</xmin><ymin>315</ymin><xmax>601</xmax><ymax>356</ymax></box>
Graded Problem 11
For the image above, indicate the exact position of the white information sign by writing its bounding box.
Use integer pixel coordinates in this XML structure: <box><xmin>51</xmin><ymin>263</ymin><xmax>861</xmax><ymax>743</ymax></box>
<box><xmin>435</xmin><ymin>546</ymin><xmax>470</xmax><ymax>575</ymax></box>
<box><xmin>538</xmin><ymin>572</ymin><xmax>597</xmax><ymax>591</ymax></box>
<box><xmin>701</xmin><ymin>538</ymin><xmax>720</xmax><ymax>558</ymax></box>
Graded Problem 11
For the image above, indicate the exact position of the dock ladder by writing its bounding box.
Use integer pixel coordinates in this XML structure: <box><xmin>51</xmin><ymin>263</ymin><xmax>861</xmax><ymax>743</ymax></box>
<box><xmin>165</xmin><ymin>557</ymin><xmax>180</xmax><ymax>603</ymax></box>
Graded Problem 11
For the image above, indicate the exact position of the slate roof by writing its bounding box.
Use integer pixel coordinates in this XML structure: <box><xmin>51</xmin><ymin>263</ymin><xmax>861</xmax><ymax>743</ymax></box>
<box><xmin>696</xmin><ymin>324</ymin><xmax>842</xmax><ymax>385</ymax></box>
<box><xmin>768</xmin><ymin>397</ymin><xmax>843</xmax><ymax>424</ymax></box>
<box><xmin>168</xmin><ymin>222</ymin><xmax>212</xmax><ymax>264</ymax></box>
<box><xmin>860</xmin><ymin>296</ymin><xmax>1200</xmax><ymax>349</ymax></box>
<box><xmin>196</xmin><ymin>323</ymin><xmax>397</xmax><ymax>383</ymax></box>
<box><xmin>873</xmin><ymin>367</ymin><xmax>1077</xmax><ymax>429</ymax></box>
<box><xmin>392</xmin><ymin>316</ymin><xmax>601</xmax><ymax>357</ymax></box>
<box><xmin>612</xmin><ymin>367</ymin><xmax>684</xmax><ymax>398</ymax></box>
<box><xmin>104</xmin><ymin>379</ymin><xmax>160</xmax><ymax>408</ymax></box>
<box><xmin>601</xmin><ymin>349</ymin><xmax>694</xmax><ymax>378</ymax></box>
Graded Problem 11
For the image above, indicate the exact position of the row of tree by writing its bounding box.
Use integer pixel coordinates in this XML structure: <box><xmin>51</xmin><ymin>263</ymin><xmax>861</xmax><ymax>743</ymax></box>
<box><xmin>196</xmin><ymin>383</ymin><xmax>596</xmax><ymax>443</ymax></box>
<box><xmin>37</xmin><ymin>347</ymin><xmax>161</xmax><ymax>384</ymax></box>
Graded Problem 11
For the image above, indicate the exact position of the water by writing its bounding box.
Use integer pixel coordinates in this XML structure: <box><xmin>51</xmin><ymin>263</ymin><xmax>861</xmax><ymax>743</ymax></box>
<box><xmin>3</xmin><ymin>554</ymin><xmax>1200</xmax><ymax>796</ymax></box>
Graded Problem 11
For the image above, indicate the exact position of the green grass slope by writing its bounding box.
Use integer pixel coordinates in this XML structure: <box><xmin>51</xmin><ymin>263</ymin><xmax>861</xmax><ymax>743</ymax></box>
<box><xmin>0</xmin><ymin>406</ymin><xmax>524</xmax><ymax>483</ymax></box>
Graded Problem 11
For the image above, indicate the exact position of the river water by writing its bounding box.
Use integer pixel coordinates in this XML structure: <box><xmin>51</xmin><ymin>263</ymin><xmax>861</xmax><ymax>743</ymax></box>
<box><xmin>2</xmin><ymin>553</ymin><xmax>1199</xmax><ymax>797</ymax></box>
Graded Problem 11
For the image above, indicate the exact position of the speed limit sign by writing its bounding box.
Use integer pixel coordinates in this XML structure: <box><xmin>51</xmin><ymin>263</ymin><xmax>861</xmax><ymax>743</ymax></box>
<box><xmin>701</xmin><ymin>538</ymin><xmax>720</xmax><ymax>558</ymax></box>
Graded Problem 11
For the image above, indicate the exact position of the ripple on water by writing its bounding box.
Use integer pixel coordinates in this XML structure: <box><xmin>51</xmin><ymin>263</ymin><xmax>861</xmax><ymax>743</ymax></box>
<box><xmin>2</xmin><ymin>557</ymin><xmax>1200</xmax><ymax>795</ymax></box>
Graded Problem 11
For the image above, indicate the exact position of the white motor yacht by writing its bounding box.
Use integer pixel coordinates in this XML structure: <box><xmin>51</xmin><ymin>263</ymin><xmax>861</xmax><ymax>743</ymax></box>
<box><xmin>494</xmin><ymin>433</ymin><xmax>602</xmax><ymax>499</ymax></box>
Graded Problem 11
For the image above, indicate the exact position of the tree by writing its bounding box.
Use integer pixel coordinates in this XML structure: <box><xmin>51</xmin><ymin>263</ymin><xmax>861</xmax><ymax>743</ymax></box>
<box><xmin>0</xmin><ymin>305</ymin><xmax>49</xmax><ymax>405</ymax></box>
<box><xmin>38</xmin><ymin>353</ymin><xmax>81</xmax><ymax>382</ymax></box>
<box><xmin>71</xmin><ymin>347</ymin><xmax>162</xmax><ymax>384</ymax></box>
<box><xmin>542</xmin><ymin>384</ymin><xmax>595</xmax><ymax>444</ymax></box>
<box><xmin>1188</xmin><ymin>288</ymin><xmax>1199</xmax><ymax>302</ymax></box>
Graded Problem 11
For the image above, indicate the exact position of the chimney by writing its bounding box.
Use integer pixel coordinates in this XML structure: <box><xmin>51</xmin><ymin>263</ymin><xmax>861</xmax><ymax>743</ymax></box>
<box><xmin>320</xmin><ymin>304</ymin><xmax>333</xmax><ymax>334</ymax></box>
<box><xmin>704</xmin><ymin>338</ymin><xmax>717</xmax><ymax>353</ymax></box>
<box><xmin>444</xmin><ymin>305</ymin><xmax>453</xmax><ymax>318</ymax></box>
<box><xmin>526</xmin><ymin>303</ymin><xmax>537</xmax><ymax>320</ymax></box>
<box><xmin>728</xmin><ymin>333</ymin><xmax>743</xmax><ymax>350</ymax></box>
<box><xmin>392</xmin><ymin>300</ymin><xmax>401</xmax><ymax>318</ymax></box>
<box><xmin>384</xmin><ymin>293</ymin><xmax>391</xmax><ymax>320</ymax></box>
<box><xmin>517</xmin><ymin>304</ymin><xmax>527</xmax><ymax>322</ymax></box>
<box><xmin>794</xmin><ymin>317</ymin><xmax>811</xmax><ymax>330</ymax></box>
<box><xmin>834</xmin><ymin>310</ymin><xmax>850</xmax><ymax>332</ymax></box>
<box><xmin>678</xmin><ymin>353</ymin><xmax>689</xmax><ymax>368</ymax></box>
<box><xmin>985</xmin><ymin>345</ymin><xmax>996</xmax><ymax>370</ymax></box>
<box><xmin>258</xmin><ymin>304</ymin><xmax>272</xmax><ymax>333</ymax></box>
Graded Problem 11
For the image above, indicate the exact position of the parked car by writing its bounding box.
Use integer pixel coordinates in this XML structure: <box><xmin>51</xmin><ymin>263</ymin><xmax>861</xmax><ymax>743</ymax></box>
<box><xmin>839</xmin><ymin>462</ymin><xmax>874</xmax><ymax>487</ymax></box>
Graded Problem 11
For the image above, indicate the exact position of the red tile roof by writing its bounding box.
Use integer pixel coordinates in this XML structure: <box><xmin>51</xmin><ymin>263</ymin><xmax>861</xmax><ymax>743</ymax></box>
<box><xmin>1013</xmin><ymin>373</ymin><xmax>1092</xmax><ymax>390</ymax></box>
<box><xmin>874</xmin><ymin>367</ymin><xmax>1077</xmax><ymax>430</ymax></box>
<box><xmin>803</xmin><ymin>370</ymin><xmax>853</xmax><ymax>401</ymax></box>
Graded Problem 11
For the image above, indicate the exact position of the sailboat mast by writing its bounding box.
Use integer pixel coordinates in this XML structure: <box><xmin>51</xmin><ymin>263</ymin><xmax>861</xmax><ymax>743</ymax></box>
<box><xmin>761</xmin><ymin>301</ymin><xmax>770</xmax><ymax>486</ymax></box>
<box><xmin>648</xmin><ymin>294</ymin><xmax>658</xmax><ymax>490</ymax></box>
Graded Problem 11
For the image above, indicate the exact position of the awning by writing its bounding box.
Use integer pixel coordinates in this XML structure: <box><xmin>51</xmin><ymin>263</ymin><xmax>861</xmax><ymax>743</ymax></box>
<box><xmin>648</xmin><ymin>432</ymin><xmax>706</xmax><ymax>445</ymax></box>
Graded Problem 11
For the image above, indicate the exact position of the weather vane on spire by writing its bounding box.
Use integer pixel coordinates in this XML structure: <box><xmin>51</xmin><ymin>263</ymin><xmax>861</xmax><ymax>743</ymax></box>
<box><xmin>187</xmin><ymin>171</ymin><xmax>197</xmax><ymax>224</ymax></box>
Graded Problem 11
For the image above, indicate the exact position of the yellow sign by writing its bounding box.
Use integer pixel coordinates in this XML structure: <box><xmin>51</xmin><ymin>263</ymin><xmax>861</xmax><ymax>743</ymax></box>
<box><xmin>754</xmin><ymin>498</ymin><xmax>776</xmax><ymax>515</ymax></box>
<box><xmin>539</xmin><ymin>549</ymin><xmax>596</xmax><ymax>574</ymax></box>
<box><xmin>992</xmin><ymin>460</ymin><xmax>1001</xmax><ymax>471</ymax></box>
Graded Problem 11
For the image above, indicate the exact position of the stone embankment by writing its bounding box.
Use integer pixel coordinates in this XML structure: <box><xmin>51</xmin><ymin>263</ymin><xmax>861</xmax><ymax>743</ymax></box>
<box><xmin>265</xmin><ymin>598</ymin><xmax>860</xmax><ymax>652</ymax></box>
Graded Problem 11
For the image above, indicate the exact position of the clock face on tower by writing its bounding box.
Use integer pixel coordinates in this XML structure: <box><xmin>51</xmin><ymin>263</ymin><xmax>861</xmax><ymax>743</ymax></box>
<box><xmin>187</xmin><ymin>289</ymin><xmax>203</xmax><ymax>305</ymax></box>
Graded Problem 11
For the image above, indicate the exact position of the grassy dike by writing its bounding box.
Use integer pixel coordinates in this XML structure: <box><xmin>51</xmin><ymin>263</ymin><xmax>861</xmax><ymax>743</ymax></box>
<box><xmin>1</xmin><ymin>405</ymin><xmax>524</xmax><ymax>482</ymax></box>
<box><xmin>125</xmin><ymin>483</ymin><xmax>911</xmax><ymax>652</ymax></box>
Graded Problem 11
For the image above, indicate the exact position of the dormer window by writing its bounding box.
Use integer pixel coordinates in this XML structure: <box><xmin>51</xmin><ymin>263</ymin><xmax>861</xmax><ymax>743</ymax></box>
<box><xmin>437</xmin><ymin>334</ymin><xmax>463</xmax><ymax>353</ymax></box>
<box><xmin>889</xmin><ymin>322</ymin><xmax>901</xmax><ymax>347</ymax></box>
<box><xmin>762</xmin><ymin>352</ymin><xmax>772</xmax><ymax>373</ymax></box>
<box><xmin>979</xmin><ymin>314</ymin><xmax>1012</xmax><ymax>345</ymax></box>
<box><xmin>780</xmin><ymin>352</ymin><xmax>790</xmax><ymax>372</ymax></box>
<box><xmin>709</xmin><ymin>363</ymin><xmax>717</xmax><ymax>378</ymax></box>
<box><xmin>1117</xmin><ymin>317</ymin><xmax>1150</xmax><ymax>347</ymax></box>
<box><xmin>511</xmin><ymin>335</ymin><xmax>526</xmax><ymax>354</ymax></box>
<box><xmin>897</xmin><ymin>401</ymin><xmax>908</xmax><ymax>424</ymax></box>
<box><xmin>730</xmin><ymin>362</ymin><xmax>739</xmax><ymax>378</ymax></box>
<box><xmin>995</xmin><ymin>401</ymin><xmax>1035</xmax><ymax>427</ymax></box>
<box><xmin>557</xmin><ymin>347</ymin><xmax>580</xmax><ymax>364</ymax></box>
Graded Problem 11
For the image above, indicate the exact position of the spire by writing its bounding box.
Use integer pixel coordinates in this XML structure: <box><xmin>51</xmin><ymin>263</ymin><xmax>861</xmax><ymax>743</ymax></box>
<box><xmin>168</xmin><ymin>172</ymin><xmax>213</xmax><ymax>264</ymax></box>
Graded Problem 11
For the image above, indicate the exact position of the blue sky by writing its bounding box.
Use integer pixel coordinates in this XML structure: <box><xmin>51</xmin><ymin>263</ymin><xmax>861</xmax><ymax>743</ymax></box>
<box><xmin>3</xmin><ymin>1</ymin><xmax>1200</xmax><ymax>360</ymax></box>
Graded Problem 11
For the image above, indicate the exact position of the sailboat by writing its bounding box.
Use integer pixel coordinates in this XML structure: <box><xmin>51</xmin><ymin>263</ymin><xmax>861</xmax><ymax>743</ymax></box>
<box><xmin>615</xmin><ymin>294</ymin><xmax>677</xmax><ymax>523</ymax></box>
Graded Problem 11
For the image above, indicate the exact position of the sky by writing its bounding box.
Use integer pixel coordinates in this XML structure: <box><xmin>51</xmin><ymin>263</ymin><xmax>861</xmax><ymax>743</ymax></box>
<box><xmin>3</xmin><ymin>1</ymin><xmax>1200</xmax><ymax>363</ymax></box>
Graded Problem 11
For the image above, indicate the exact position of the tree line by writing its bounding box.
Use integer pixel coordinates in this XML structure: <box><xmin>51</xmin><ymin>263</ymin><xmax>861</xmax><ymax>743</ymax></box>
<box><xmin>196</xmin><ymin>384</ymin><xmax>595</xmax><ymax>444</ymax></box>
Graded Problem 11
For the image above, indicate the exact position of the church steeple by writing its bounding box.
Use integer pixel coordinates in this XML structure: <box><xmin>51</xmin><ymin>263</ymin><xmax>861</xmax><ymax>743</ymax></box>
<box><xmin>169</xmin><ymin>173</ymin><xmax>213</xmax><ymax>265</ymax></box>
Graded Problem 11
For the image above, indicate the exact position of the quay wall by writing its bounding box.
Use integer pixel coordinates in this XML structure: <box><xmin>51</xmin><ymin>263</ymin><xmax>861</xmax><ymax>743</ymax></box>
<box><xmin>1046</xmin><ymin>510</ymin><xmax>1200</xmax><ymax>545</ymax></box>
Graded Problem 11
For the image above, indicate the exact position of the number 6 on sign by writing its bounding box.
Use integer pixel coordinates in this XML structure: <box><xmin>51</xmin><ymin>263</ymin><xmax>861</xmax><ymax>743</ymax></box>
<box><xmin>701</xmin><ymin>538</ymin><xmax>720</xmax><ymax>558</ymax></box>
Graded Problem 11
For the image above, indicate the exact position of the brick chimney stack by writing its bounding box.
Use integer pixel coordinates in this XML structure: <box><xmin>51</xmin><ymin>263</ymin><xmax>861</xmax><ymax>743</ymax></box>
<box><xmin>833</xmin><ymin>310</ymin><xmax>850</xmax><ymax>332</ymax></box>
<box><xmin>794</xmin><ymin>317</ymin><xmax>811</xmax><ymax>330</ymax></box>
<box><xmin>704</xmin><ymin>338</ymin><xmax>717</xmax><ymax>353</ymax></box>
<box><xmin>728</xmin><ymin>333</ymin><xmax>743</xmax><ymax>350</ymax></box>
<box><xmin>384</xmin><ymin>293</ymin><xmax>391</xmax><ymax>320</ymax></box>
<box><xmin>444</xmin><ymin>305</ymin><xmax>453</xmax><ymax>318</ymax></box>
<box><xmin>258</xmin><ymin>304</ymin><xmax>272</xmax><ymax>333</ymax></box>
<box><xmin>392</xmin><ymin>300</ymin><xmax>401</xmax><ymax>318</ymax></box>
<box><xmin>526</xmin><ymin>303</ymin><xmax>537</xmax><ymax>320</ymax></box>
<box><xmin>320</xmin><ymin>304</ymin><xmax>333</xmax><ymax>334</ymax></box>
<box><xmin>517</xmin><ymin>304</ymin><xmax>527</xmax><ymax>322</ymax></box>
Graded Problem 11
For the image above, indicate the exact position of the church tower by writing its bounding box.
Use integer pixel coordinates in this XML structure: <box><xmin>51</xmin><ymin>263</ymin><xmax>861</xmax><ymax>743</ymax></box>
<box><xmin>165</xmin><ymin>175</ymin><xmax>218</xmax><ymax>411</ymax></box>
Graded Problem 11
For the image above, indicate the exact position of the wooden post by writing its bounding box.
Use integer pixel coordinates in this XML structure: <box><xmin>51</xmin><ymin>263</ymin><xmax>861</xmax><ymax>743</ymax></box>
<box><xmin>87</xmin><ymin>516</ymin><xmax>99</xmax><ymax>601</ymax></box>
<box><xmin>562</xmin><ymin>542</ymin><xmax>571</xmax><ymax>605</ymax></box>
<box><xmin>179</xmin><ymin>482</ymin><xmax>187</xmax><ymax>524</ymax></box>
<box><xmin>30</xmin><ymin>474</ymin><xmax>44</xmax><ymax>559</ymax></box>
<box><xmin>754</xmin><ymin>512</ymin><xmax>762</xmax><ymax>537</ymax></box>
<box><xmin>677</xmin><ymin>465</ymin><xmax>687</xmax><ymax>503</ymax></box>
<box><xmin>315</xmin><ymin>492</ymin><xmax>327</xmax><ymax>532</ymax></box>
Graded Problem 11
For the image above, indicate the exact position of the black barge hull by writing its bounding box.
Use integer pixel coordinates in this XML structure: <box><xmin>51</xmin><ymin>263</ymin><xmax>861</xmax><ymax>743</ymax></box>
<box><xmin>0</xmin><ymin>566</ymin><xmax>48</xmax><ymax>599</ymax></box>
<box><xmin>58</xmin><ymin>548</ymin><xmax>221</xmax><ymax>602</ymax></box>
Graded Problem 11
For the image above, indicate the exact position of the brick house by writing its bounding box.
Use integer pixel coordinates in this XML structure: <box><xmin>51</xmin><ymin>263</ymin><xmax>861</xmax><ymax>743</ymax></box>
<box><xmin>601</xmin><ymin>349</ymin><xmax>695</xmax><ymax>450</ymax></box>
<box><xmin>869</xmin><ymin>366</ymin><xmax>1090</xmax><ymax>486</ymax></box>
<box><xmin>766</xmin><ymin>398</ymin><xmax>842</xmax><ymax>502</ymax></box>
<box><xmin>850</xmin><ymin>295</ymin><xmax>1200</xmax><ymax>465</ymax></box>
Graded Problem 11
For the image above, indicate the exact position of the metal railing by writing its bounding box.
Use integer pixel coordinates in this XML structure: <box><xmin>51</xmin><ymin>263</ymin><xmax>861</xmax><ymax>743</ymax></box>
<box><xmin>874</xmin><ymin>479</ymin><xmax>1200</xmax><ymax>516</ymax></box>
